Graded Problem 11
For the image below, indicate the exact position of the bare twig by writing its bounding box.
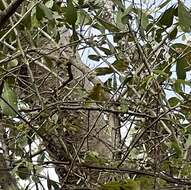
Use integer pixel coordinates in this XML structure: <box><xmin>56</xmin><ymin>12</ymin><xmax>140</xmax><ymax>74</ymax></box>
<box><xmin>0</xmin><ymin>0</ymin><xmax>25</xmax><ymax>28</ymax></box>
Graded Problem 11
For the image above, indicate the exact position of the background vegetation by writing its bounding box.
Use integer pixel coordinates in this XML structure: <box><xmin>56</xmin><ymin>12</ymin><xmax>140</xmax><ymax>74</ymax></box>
<box><xmin>1</xmin><ymin>0</ymin><xmax>191</xmax><ymax>189</ymax></box>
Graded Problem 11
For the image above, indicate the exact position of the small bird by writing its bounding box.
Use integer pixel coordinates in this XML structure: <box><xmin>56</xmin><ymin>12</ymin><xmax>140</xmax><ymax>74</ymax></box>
<box><xmin>87</xmin><ymin>83</ymin><xmax>107</xmax><ymax>102</ymax></box>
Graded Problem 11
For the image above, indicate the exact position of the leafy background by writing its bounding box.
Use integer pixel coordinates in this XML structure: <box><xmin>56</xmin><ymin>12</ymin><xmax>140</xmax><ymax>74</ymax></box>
<box><xmin>1</xmin><ymin>0</ymin><xmax>191</xmax><ymax>189</ymax></box>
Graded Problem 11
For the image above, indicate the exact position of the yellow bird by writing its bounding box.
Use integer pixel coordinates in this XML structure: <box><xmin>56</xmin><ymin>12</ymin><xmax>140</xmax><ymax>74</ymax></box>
<box><xmin>87</xmin><ymin>83</ymin><xmax>106</xmax><ymax>101</ymax></box>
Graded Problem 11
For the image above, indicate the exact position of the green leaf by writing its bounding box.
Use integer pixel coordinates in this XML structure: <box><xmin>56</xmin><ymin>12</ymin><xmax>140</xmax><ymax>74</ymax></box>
<box><xmin>121</xmin><ymin>14</ymin><xmax>132</xmax><ymax>25</ymax></box>
<box><xmin>168</xmin><ymin>97</ymin><xmax>181</xmax><ymax>107</ymax></box>
<box><xmin>92</xmin><ymin>22</ymin><xmax>105</xmax><ymax>33</ymax></box>
<box><xmin>113</xmin><ymin>59</ymin><xmax>128</xmax><ymax>71</ymax></box>
<box><xmin>171</xmin><ymin>141</ymin><xmax>182</xmax><ymax>158</ymax></box>
<box><xmin>155</xmin><ymin>28</ymin><xmax>163</xmax><ymax>43</ymax></box>
<box><xmin>64</xmin><ymin>0</ymin><xmax>77</xmax><ymax>26</ymax></box>
<box><xmin>153</xmin><ymin>69</ymin><xmax>168</xmax><ymax>77</ymax></box>
<box><xmin>36</xmin><ymin>3</ymin><xmax>53</xmax><ymax>20</ymax></box>
<box><xmin>176</xmin><ymin>57</ymin><xmax>187</xmax><ymax>80</ymax></box>
<box><xmin>169</xmin><ymin>26</ymin><xmax>178</xmax><ymax>40</ymax></box>
<box><xmin>158</xmin><ymin>0</ymin><xmax>171</xmax><ymax>10</ymax></box>
<box><xmin>111</xmin><ymin>0</ymin><xmax>124</xmax><ymax>11</ymax></box>
<box><xmin>116</xmin><ymin>10</ymin><xmax>126</xmax><ymax>29</ymax></box>
<box><xmin>0</xmin><ymin>81</ymin><xmax>18</xmax><ymax>116</ymax></box>
<box><xmin>116</xmin><ymin>10</ymin><xmax>123</xmax><ymax>26</ymax></box>
<box><xmin>113</xmin><ymin>73</ymin><xmax>117</xmax><ymax>91</ymax></box>
<box><xmin>96</xmin><ymin>16</ymin><xmax>120</xmax><ymax>32</ymax></box>
<box><xmin>182</xmin><ymin>163</ymin><xmax>191</xmax><ymax>177</ymax></box>
<box><xmin>49</xmin><ymin>180</ymin><xmax>60</xmax><ymax>190</ymax></box>
<box><xmin>76</xmin><ymin>10</ymin><xmax>92</xmax><ymax>26</ymax></box>
<box><xmin>140</xmin><ymin>12</ymin><xmax>149</xmax><ymax>29</ymax></box>
<box><xmin>95</xmin><ymin>60</ymin><xmax>128</xmax><ymax>76</ymax></box>
<box><xmin>88</xmin><ymin>54</ymin><xmax>101</xmax><ymax>61</ymax></box>
<box><xmin>134</xmin><ymin>8</ymin><xmax>149</xmax><ymax>29</ymax></box>
<box><xmin>36</xmin><ymin>4</ymin><xmax>44</xmax><ymax>21</ymax></box>
<box><xmin>107</xmin><ymin>39</ymin><xmax>118</xmax><ymax>59</ymax></box>
<box><xmin>98</xmin><ymin>46</ymin><xmax>112</xmax><ymax>55</ymax></box>
<box><xmin>178</xmin><ymin>1</ymin><xmax>191</xmax><ymax>32</ymax></box>
<box><xmin>122</xmin><ymin>75</ymin><xmax>133</xmax><ymax>85</ymax></box>
<box><xmin>157</xmin><ymin>6</ymin><xmax>175</xmax><ymax>27</ymax></box>
<box><xmin>173</xmin><ymin>80</ymin><xmax>182</xmax><ymax>93</ymax></box>
<box><xmin>171</xmin><ymin>43</ymin><xmax>189</xmax><ymax>51</ymax></box>
<box><xmin>95</xmin><ymin>67</ymin><xmax>113</xmax><ymax>76</ymax></box>
<box><xmin>121</xmin><ymin>5</ymin><xmax>133</xmax><ymax>25</ymax></box>
<box><xmin>16</xmin><ymin>165</ymin><xmax>31</xmax><ymax>180</ymax></box>
<box><xmin>173</xmin><ymin>79</ymin><xmax>191</xmax><ymax>94</ymax></box>
<box><xmin>31</xmin><ymin>15</ymin><xmax>39</xmax><ymax>28</ymax></box>
<box><xmin>22</xmin><ymin>12</ymin><xmax>31</xmax><ymax>29</ymax></box>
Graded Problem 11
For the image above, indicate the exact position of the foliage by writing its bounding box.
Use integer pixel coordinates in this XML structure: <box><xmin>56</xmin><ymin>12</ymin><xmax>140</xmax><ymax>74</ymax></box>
<box><xmin>1</xmin><ymin>0</ymin><xmax>191</xmax><ymax>189</ymax></box>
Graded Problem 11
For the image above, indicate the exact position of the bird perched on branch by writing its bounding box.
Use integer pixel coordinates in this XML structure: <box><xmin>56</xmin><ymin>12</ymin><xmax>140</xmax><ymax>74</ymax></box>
<box><xmin>87</xmin><ymin>83</ymin><xmax>107</xmax><ymax>102</ymax></box>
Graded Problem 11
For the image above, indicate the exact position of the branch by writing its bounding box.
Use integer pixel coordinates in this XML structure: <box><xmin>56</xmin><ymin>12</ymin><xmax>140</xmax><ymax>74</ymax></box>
<box><xmin>56</xmin><ymin>61</ymin><xmax>73</xmax><ymax>91</ymax></box>
<box><xmin>0</xmin><ymin>0</ymin><xmax>25</xmax><ymax>28</ymax></box>
<box><xmin>117</xmin><ymin>106</ymin><xmax>176</xmax><ymax>167</ymax></box>
<box><xmin>43</xmin><ymin>161</ymin><xmax>191</xmax><ymax>186</ymax></box>
<box><xmin>20</xmin><ymin>104</ymin><xmax>155</xmax><ymax>118</ymax></box>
